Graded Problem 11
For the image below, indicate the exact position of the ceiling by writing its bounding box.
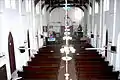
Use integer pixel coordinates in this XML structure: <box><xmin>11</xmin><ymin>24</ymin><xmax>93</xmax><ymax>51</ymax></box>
<box><xmin>34</xmin><ymin>0</ymin><xmax>99</xmax><ymax>12</ymax></box>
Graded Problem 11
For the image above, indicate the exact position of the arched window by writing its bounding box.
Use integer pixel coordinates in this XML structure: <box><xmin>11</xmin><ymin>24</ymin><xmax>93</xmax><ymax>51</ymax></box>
<box><xmin>11</xmin><ymin>0</ymin><xmax>16</xmax><ymax>9</ymax></box>
<box><xmin>104</xmin><ymin>0</ymin><xmax>109</xmax><ymax>11</ymax></box>
<box><xmin>36</xmin><ymin>3</ymin><xmax>40</xmax><ymax>14</ymax></box>
<box><xmin>89</xmin><ymin>7</ymin><xmax>92</xmax><ymax>15</ymax></box>
<box><xmin>28</xmin><ymin>0</ymin><xmax>32</xmax><ymax>12</ymax></box>
<box><xmin>75</xmin><ymin>8</ymin><xmax>84</xmax><ymax>21</ymax></box>
<box><xmin>25</xmin><ymin>0</ymin><xmax>29</xmax><ymax>12</ymax></box>
<box><xmin>5</xmin><ymin>0</ymin><xmax>11</xmax><ymax>8</ymax></box>
<box><xmin>42</xmin><ymin>7</ymin><xmax>45</xmax><ymax>15</ymax></box>
<box><xmin>95</xmin><ymin>2</ymin><xmax>99</xmax><ymax>13</ymax></box>
<box><xmin>5</xmin><ymin>0</ymin><xmax>16</xmax><ymax>9</ymax></box>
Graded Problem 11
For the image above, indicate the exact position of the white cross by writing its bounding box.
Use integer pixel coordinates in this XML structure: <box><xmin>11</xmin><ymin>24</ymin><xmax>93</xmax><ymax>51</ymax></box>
<box><xmin>65</xmin><ymin>0</ymin><xmax>68</xmax><ymax>9</ymax></box>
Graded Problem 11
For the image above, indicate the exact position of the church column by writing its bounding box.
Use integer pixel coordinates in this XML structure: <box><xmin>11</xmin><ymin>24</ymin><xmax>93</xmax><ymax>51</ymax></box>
<box><xmin>28</xmin><ymin>0</ymin><xmax>37</xmax><ymax>56</ymax></box>
<box><xmin>101</xmin><ymin>0</ymin><xmax>107</xmax><ymax>57</ymax></box>
<box><xmin>110</xmin><ymin>0</ymin><xmax>117</xmax><ymax>67</ymax></box>
<box><xmin>0</xmin><ymin>0</ymin><xmax>3</xmax><ymax>52</ymax></box>
<box><xmin>87</xmin><ymin>0</ymin><xmax>90</xmax><ymax>37</ymax></box>
<box><xmin>91</xmin><ymin>0</ymin><xmax>95</xmax><ymax>33</ymax></box>
<box><xmin>112</xmin><ymin>0</ymin><xmax>117</xmax><ymax>46</ymax></box>
<box><xmin>99</xmin><ymin>0</ymin><xmax>104</xmax><ymax>50</ymax></box>
<box><xmin>91</xmin><ymin>0</ymin><xmax>95</xmax><ymax>46</ymax></box>
<box><xmin>39</xmin><ymin>0</ymin><xmax>44</xmax><ymax>47</ymax></box>
<box><xmin>35</xmin><ymin>1</ymin><xmax>40</xmax><ymax>49</ymax></box>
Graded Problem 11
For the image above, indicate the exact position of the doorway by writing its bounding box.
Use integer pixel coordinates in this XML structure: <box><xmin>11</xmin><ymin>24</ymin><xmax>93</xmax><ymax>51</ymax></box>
<box><xmin>8</xmin><ymin>32</ymin><xmax>16</xmax><ymax>74</ymax></box>
<box><xmin>105</xmin><ymin>30</ymin><xmax>108</xmax><ymax>57</ymax></box>
<box><xmin>27</xmin><ymin>30</ymin><xmax>30</xmax><ymax>57</ymax></box>
<box><xmin>101</xmin><ymin>25</ymin><xmax>108</xmax><ymax>57</ymax></box>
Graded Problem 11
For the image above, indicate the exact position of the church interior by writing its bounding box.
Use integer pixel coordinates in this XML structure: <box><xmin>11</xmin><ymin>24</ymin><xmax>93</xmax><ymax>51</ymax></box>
<box><xmin>0</xmin><ymin>0</ymin><xmax>120</xmax><ymax>80</ymax></box>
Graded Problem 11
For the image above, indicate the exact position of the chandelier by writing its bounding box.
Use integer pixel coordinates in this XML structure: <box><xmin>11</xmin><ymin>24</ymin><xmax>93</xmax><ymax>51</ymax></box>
<box><xmin>60</xmin><ymin>0</ymin><xmax>76</xmax><ymax>80</ymax></box>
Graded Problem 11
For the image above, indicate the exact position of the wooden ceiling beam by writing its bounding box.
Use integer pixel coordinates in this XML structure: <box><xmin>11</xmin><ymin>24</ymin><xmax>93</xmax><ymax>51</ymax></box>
<box><xmin>35</xmin><ymin>0</ymin><xmax>90</xmax><ymax>8</ymax></box>
<box><xmin>49</xmin><ymin>4</ymin><xmax>84</xmax><ymax>13</ymax></box>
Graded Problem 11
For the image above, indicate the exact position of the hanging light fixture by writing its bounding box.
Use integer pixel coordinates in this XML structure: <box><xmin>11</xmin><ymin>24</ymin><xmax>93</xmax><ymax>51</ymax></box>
<box><xmin>64</xmin><ymin>32</ymin><xmax>70</xmax><ymax>35</ymax></box>
<box><xmin>63</xmin><ymin>36</ymin><xmax>72</xmax><ymax>40</ymax></box>
<box><xmin>60</xmin><ymin>0</ymin><xmax>76</xmax><ymax>80</ymax></box>
<box><xmin>60</xmin><ymin>45</ymin><xmax>76</xmax><ymax>54</ymax></box>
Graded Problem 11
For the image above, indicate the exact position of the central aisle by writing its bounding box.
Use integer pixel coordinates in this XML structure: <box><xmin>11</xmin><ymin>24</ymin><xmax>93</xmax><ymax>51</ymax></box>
<box><xmin>58</xmin><ymin>55</ymin><xmax>77</xmax><ymax>80</ymax></box>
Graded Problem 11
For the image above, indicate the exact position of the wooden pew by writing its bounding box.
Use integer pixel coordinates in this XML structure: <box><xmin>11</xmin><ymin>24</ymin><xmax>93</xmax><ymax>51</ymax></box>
<box><xmin>19</xmin><ymin>72</ymin><xmax>57</xmax><ymax>80</ymax></box>
<box><xmin>23</xmin><ymin>66</ymin><xmax>59</xmax><ymax>72</ymax></box>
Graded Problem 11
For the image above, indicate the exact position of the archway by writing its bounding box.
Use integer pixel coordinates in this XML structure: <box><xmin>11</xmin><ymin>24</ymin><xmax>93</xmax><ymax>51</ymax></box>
<box><xmin>8</xmin><ymin>32</ymin><xmax>16</xmax><ymax>74</ymax></box>
<box><xmin>27</xmin><ymin>30</ymin><xmax>30</xmax><ymax>57</ymax></box>
<box><xmin>105</xmin><ymin>30</ymin><xmax>108</xmax><ymax>57</ymax></box>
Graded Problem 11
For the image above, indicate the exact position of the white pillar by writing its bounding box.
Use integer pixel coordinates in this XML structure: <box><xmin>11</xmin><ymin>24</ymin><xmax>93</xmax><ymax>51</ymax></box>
<box><xmin>112</xmin><ymin>0</ymin><xmax>117</xmax><ymax>46</ymax></box>
<box><xmin>99</xmin><ymin>0</ymin><xmax>103</xmax><ymax>50</ymax></box>
<box><xmin>91</xmin><ymin>0</ymin><xmax>95</xmax><ymax>46</ymax></box>
<box><xmin>29</xmin><ymin>0</ymin><xmax>37</xmax><ymax>54</ymax></box>
<box><xmin>87</xmin><ymin>0</ymin><xmax>90</xmax><ymax>37</ymax></box>
<box><xmin>101</xmin><ymin>0</ymin><xmax>106</xmax><ymax>57</ymax></box>
<box><xmin>110</xmin><ymin>0</ymin><xmax>117</xmax><ymax>67</ymax></box>
<box><xmin>93</xmin><ymin>24</ymin><xmax>97</xmax><ymax>47</ymax></box>
<box><xmin>115</xmin><ymin>32</ymin><xmax>120</xmax><ymax>71</ymax></box>
<box><xmin>39</xmin><ymin>0</ymin><xmax>44</xmax><ymax>47</ymax></box>
<box><xmin>92</xmin><ymin>0</ymin><xmax>95</xmax><ymax>33</ymax></box>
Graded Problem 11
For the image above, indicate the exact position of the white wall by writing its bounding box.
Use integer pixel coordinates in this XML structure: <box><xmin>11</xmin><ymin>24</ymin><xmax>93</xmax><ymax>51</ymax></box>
<box><xmin>0</xmin><ymin>0</ymin><xmax>41</xmax><ymax>80</ymax></box>
<box><xmin>115</xmin><ymin>32</ymin><xmax>120</xmax><ymax>71</ymax></box>
<box><xmin>48</xmin><ymin>7</ymin><xmax>84</xmax><ymax>32</ymax></box>
<box><xmin>42</xmin><ymin>5</ymin><xmax>47</xmax><ymax>26</ymax></box>
<box><xmin>0</xmin><ymin>8</ymin><xmax>29</xmax><ymax>80</ymax></box>
<box><xmin>113</xmin><ymin>0</ymin><xmax>120</xmax><ymax>71</ymax></box>
<box><xmin>1</xmin><ymin>0</ymin><xmax>120</xmax><ymax>79</ymax></box>
<box><xmin>88</xmin><ymin>0</ymin><xmax>120</xmax><ymax>71</ymax></box>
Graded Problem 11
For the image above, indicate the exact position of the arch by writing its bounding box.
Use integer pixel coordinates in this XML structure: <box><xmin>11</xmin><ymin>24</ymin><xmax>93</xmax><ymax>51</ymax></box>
<box><xmin>41</xmin><ymin>4</ymin><xmax>45</xmax><ymax>10</ymax></box>
<box><xmin>49</xmin><ymin>6</ymin><xmax>84</xmax><ymax>13</ymax></box>
<box><xmin>8</xmin><ymin>32</ymin><xmax>16</xmax><ymax>74</ymax></box>
<box><xmin>49</xmin><ymin>7</ymin><xmax>84</xmax><ymax>27</ymax></box>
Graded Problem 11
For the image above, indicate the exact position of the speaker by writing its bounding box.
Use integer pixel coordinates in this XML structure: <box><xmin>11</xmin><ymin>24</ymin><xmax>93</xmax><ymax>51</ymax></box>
<box><xmin>41</xmin><ymin>35</ymin><xmax>43</xmax><ymax>38</ymax></box>
<box><xmin>91</xmin><ymin>34</ymin><xmax>94</xmax><ymax>38</ymax></box>
<box><xmin>111</xmin><ymin>46</ymin><xmax>116</xmax><ymax>52</ymax></box>
<box><xmin>19</xmin><ymin>46</ymin><xmax>25</xmax><ymax>53</ymax></box>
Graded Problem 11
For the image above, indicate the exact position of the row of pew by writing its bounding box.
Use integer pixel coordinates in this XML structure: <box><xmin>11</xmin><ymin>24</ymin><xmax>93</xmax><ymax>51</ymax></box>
<box><xmin>74</xmin><ymin>42</ymin><xmax>119</xmax><ymax>80</ymax></box>
<box><xmin>18</xmin><ymin>45</ymin><xmax>61</xmax><ymax>80</ymax></box>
